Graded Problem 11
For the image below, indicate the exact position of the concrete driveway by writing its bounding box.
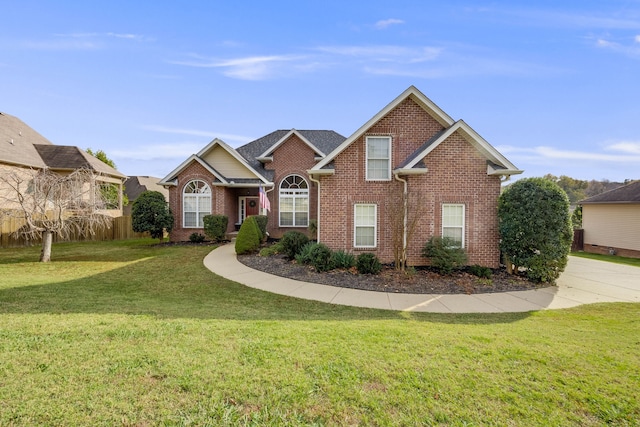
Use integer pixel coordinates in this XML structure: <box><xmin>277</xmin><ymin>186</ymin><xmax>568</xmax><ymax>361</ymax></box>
<box><xmin>204</xmin><ymin>244</ymin><xmax>640</xmax><ymax>313</ymax></box>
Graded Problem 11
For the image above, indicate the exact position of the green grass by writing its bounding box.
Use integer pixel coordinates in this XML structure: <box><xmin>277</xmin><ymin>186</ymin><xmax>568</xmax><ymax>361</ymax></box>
<box><xmin>572</xmin><ymin>251</ymin><xmax>640</xmax><ymax>268</ymax></box>
<box><xmin>1</xmin><ymin>239</ymin><xmax>639</xmax><ymax>426</ymax></box>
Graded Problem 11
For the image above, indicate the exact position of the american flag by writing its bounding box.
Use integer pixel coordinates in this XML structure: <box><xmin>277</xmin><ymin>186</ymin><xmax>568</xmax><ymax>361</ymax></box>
<box><xmin>259</xmin><ymin>184</ymin><xmax>271</xmax><ymax>212</ymax></box>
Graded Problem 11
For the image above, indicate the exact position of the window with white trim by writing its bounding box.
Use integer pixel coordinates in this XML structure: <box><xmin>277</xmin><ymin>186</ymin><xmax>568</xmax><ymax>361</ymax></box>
<box><xmin>442</xmin><ymin>204</ymin><xmax>465</xmax><ymax>247</ymax></box>
<box><xmin>366</xmin><ymin>136</ymin><xmax>391</xmax><ymax>180</ymax></box>
<box><xmin>279</xmin><ymin>174</ymin><xmax>309</xmax><ymax>227</ymax></box>
<box><xmin>354</xmin><ymin>204</ymin><xmax>377</xmax><ymax>248</ymax></box>
<box><xmin>183</xmin><ymin>180</ymin><xmax>211</xmax><ymax>228</ymax></box>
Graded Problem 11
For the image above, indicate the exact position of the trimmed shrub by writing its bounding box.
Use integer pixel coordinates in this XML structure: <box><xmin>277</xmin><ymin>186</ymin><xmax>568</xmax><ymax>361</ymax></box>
<box><xmin>254</xmin><ymin>215</ymin><xmax>268</xmax><ymax>240</ymax></box>
<box><xmin>356</xmin><ymin>253</ymin><xmax>382</xmax><ymax>275</ymax></box>
<box><xmin>421</xmin><ymin>236</ymin><xmax>467</xmax><ymax>275</ymax></box>
<box><xmin>259</xmin><ymin>242</ymin><xmax>283</xmax><ymax>257</ymax></box>
<box><xmin>235</xmin><ymin>216</ymin><xmax>262</xmax><ymax>255</ymax></box>
<box><xmin>189</xmin><ymin>232</ymin><xmax>205</xmax><ymax>243</ymax></box>
<box><xmin>331</xmin><ymin>250</ymin><xmax>355</xmax><ymax>270</ymax></box>
<box><xmin>308</xmin><ymin>243</ymin><xmax>334</xmax><ymax>272</ymax></box>
<box><xmin>469</xmin><ymin>264</ymin><xmax>492</xmax><ymax>279</ymax></box>
<box><xmin>280</xmin><ymin>231</ymin><xmax>309</xmax><ymax>260</ymax></box>
<box><xmin>203</xmin><ymin>214</ymin><xmax>228</xmax><ymax>242</ymax></box>
<box><xmin>295</xmin><ymin>241</ymin><xmax>316</xmax><ymax>265</ymax></box>
<box><xmin>498</xmin><ymin>177</ymin><xmax>573</xmax><ymax>283</ymax></box>
<box><xmin>131</xmin><ymin>191</ymin><xmax>174</xmax><ymax>241</ymax></box>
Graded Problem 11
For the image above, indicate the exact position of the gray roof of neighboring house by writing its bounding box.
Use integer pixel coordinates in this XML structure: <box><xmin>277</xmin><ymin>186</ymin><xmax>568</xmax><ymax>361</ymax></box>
<box><xmin>1</xmin><ymin>112</ymin><xmax>126</xmax><ymax>179</ymax></box>
<box><xmin>124</xmin><ymin>176</ymin><xmax>169</xmax><ymax>201</ymax></box>
<box><xmin>0</xmin><ymin>112</ymin><xmax>53</xmax><ymax>168</ymax></box>
<box><xmin>580</xmin><ymin>180</ymin><xmax>640</xmax><ymax>204</ymax></box>
<box><xmin>236</xmin><ymin>130</ymin><xmax>346</xmax><ymax>181</ymax></box>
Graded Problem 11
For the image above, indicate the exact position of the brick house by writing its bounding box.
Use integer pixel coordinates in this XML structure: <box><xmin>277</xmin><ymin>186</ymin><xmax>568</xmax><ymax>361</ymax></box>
<box><xmin>160</xmin><ymin>86</ymin><xmax>522</xmax><ymax>267</ymax></box>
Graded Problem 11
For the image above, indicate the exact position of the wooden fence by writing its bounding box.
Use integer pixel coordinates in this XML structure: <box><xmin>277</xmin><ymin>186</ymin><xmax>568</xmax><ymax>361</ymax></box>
<box><xmin>1</xmin><ymin>215</ymin><xmax>148</xmax><ymax>248</ymax></box>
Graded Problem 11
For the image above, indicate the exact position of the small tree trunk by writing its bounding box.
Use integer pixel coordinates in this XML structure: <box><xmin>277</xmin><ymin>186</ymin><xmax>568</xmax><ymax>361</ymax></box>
<box><xmin>40</xmin><ymin>230</ymin><xmax>53</xmax><ymax>262</ymax></box>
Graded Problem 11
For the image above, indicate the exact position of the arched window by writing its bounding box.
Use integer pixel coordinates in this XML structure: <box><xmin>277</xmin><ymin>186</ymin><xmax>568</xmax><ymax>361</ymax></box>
<box><xmin>279</xmin><ymin>174</ymin><xmax>309</xmax><ymax>227</ymax></box>
<box><xmin>183</xmin><ymin>180</ymin><xmax>211</xmax><ymax>228</ymax></box>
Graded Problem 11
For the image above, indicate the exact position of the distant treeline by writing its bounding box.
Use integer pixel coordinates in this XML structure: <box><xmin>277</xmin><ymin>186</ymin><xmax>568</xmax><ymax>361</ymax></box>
<box><xmin>542</xmin><ymin>174</ymin><xmax>629</xmax><ymax>205</ymax></box>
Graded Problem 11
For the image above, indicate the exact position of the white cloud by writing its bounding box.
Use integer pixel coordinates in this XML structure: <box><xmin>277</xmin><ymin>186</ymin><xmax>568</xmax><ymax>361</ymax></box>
<box><xmin>142</xmin><ymin>125</ymin><xmax>253</xmax><ymax>145</ymax></box>
<box><xmin>605</xmin><ymin>141</ymin><xmax>640</xmax><ymax>154</ymax></box>
<box><xmin>111</xmin><ymin>143</ymin><xmax>204</xmax><ymax>161</ymax></box>
<box><xmin>169</xmin><ymin>54</ymin><xmax>304</xmax><ymax>80</ymax></box>
<box><xmin>595</xmin><ymin>37</ymin><xmax>640</xmax><ymax>57</ymax></box>
<box><xmin>317</xmin><ymin>45</ymin><xmax>442</xmax><ymax>62</ymax></box>
<box><xmin>374</xmin><ymin>19</ymin><xmax>405</xmax><ymax>30</ymax></box>
<box><xmin>497</xmin><ymin>145</ymin><xmax>640</xmax><ymax>163</ymax></box>
<box><xmin>635</xmin><ymin>35</ymin><xmax>640</xmax><ymax>43</ymax></box>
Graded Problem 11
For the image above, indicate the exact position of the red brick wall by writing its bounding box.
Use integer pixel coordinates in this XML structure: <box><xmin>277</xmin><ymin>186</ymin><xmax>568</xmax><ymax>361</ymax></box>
<box><xmin>264</xmin><ymin>134</ymin><xmax>320</xmax><ymax>239</ymax></box>
<box><xmin>318</xmin><ymin>97</ymin><xmax>503</xmax><ymax>268</ymax></box>
<box><xmin>167</xmin><ymin>161</ymin><xmax>224</xmax><ymax>242</ymax></box>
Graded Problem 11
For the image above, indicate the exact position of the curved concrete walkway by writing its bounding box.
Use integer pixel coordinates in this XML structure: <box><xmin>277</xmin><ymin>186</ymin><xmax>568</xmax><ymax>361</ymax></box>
<box><xmin>203</xmin><ymin>244</ymin><xmax>640</xmax><ymax>313</ymax></box>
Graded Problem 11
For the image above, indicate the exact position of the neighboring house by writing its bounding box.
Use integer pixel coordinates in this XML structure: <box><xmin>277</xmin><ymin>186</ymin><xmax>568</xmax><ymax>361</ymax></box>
<box><xmin>0</xmin><ymin>112</ymin><xmax>127</xmax><ymax>216</ymax></box>
<box><xmin>580</xmin><ymin>180</ymin><xmax>640</xmax><ymax>258</ymax></box>
<box><xmin>160</xmin><ymin>86</ymin><xmax>522</xmax><ymax>267</ymax></box>
<box><xmin>124</xmin><ymin>176</ymin><xmax>169</xmax><ymax>215</ymax></box>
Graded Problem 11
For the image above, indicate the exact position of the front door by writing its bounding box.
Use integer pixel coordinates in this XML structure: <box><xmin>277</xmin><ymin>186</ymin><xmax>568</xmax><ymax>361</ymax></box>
<box><xmin>239</xmin><ymin>196</ymin><xmax>260</xmax><ymax>223</ymax></box>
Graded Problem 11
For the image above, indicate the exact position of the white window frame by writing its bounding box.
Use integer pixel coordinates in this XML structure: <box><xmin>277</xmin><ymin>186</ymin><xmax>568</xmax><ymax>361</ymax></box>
<box><xmin>365</xmin><ymin>136</ymin><xmax>392</xmax><ymax>181</ymax></box>
<box><xmin>354</xmin><ymin>203</ymin><xmax>377</xmax><ymax>248</ymax></box>
<box><xmin>279</xmin><ymin>174</ymin><xmax>309</xmax><ymax>227</ymax></box>
<box><xmin>442</xmin><ymin>204</ymin><xmax>465</xmax><ymax>248</ymax></box>
<box><xmin>183</xmin><ymin>180</ymin><xmax>211</xmax><ymax>228</ymax></box>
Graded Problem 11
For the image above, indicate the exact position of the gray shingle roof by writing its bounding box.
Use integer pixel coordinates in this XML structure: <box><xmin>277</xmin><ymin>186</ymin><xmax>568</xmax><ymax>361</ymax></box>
<box><xmin>236</xmin><ymin>130</ymin><xmax>345</xmax><ymax>181</ymax></box>
<box><xmin>581</xmin><ymin>180</ymin><xmax>640</xmax><ymax>204</ymax></box>
<box><xmin>0</xmin><ymin>112</ymin><xmax>53</xmax><ymax>168</ymax></box>
<box><xmin>0</xmin><ymin>112</ymin><xmax>125</xmax><ymax>179</ymax></box>
<box><xmin>124</xmin><ymin>176</ymin><xmax>169</xmax><ymax>201</ymax></box>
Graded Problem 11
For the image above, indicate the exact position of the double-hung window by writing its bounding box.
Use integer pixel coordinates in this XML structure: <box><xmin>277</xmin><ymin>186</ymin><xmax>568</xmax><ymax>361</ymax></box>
<box><xmin>366</xmin><ymin>136</ymin><xmax>391</xmax><ymax>180</ymax></box>
<box><xmin>279</xmin><ymin>174</ymin><xmax>309</xmax><ymax>227</ymax></box>
<box><xmin>442</xmin><ymin>204</ymin><xmax>465</xmax><ymax>247</ymax></box>
<box><xmin>354</xmin><ymin>204</ymin><xmax>377</xmax><ymax>248</ymax></box>
<box><xmin>183</xmin><ymin>180</ymin><xmax>211</xmax><ymax>228</ymax></box>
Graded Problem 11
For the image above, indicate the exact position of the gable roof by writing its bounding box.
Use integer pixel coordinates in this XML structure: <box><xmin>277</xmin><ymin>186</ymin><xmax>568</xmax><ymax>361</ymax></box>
<box><xmin>124</xmin><ymin>176</ymin><xmax>169</xmax><ymax>201</ymax></box>
<box><xmin>0</xmin><ymin>112</ymin><xmax>53</xmax><ymax>168</ymax></box>
<box><xmin>34</xmin><ymin>144</ymin><xmax>126</xmax><ymax>178</ymax></box>
<box><xmin>311</xmin><ymin>86</ymin><xmax>521</xmax><ymax>177</ymax></box>
<box><xmin>400</xmin><ymin>120</ymin><xmax>522</xmax><ymax>176</ymax></box>
<box><xmin>237</xmin><ymin>129</ymin><xmax>345</xmax><ymax>179</ymax></box>
<box><xmin>581</xmin><ymin>180</ymin><xmax>640</xmax><ymax>204</ymax></box>
<box><xmin>312</xmin><ymin>86</ymin><xmax>455</xmax><ymax>172</ymax></box>
<box><xmin>1</xmin><ymin>112</ymin><xmax>125</xmax><ymax>179</ymax></box>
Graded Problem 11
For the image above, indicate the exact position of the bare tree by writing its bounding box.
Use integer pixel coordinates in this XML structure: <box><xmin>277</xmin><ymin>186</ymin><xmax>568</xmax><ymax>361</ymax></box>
<box><xmin>0</xmin><ymin>167</ymin><xmax>112</xmax><ymax>262</ymax></box>
<box><xmin>386</xmin><ymin>181</ymin><xmax>420</xmax><ymax>272</ymax></box>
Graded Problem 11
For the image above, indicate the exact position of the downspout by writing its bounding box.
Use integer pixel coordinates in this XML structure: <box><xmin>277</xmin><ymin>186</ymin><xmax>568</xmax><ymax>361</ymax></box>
<box><xmin>309</xmin><ymin>174</ymin><xmax>321</xmax><ymax>243</ymax></box>
<box><xmin>394</xmin><ymin>173</ymin><xmax>408</xmax><ymax>270</ymax></box>
<box><xmin>263</xmin><ymin>184</ymin><xmax>275</xmax><ymax>216</ymax></box>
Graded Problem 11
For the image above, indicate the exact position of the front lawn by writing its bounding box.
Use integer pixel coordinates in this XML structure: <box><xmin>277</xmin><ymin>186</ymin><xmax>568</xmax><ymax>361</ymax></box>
<box><xmin>1</xmin><ymin>239</ymin><xmax>638</xmax><ymax>426</ymax></box>
<box><xmin>572</xmin><ymin>251</ymin><xmax>640</xmax><ymax>268</ymax></box>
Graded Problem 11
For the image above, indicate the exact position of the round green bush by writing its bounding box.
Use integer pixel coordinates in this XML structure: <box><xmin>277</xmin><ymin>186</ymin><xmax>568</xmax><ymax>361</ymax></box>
<box><xmin>235</xmin><ymin>216</ymin><xmax>262</xmax><ymax>255</ymax></box>
<box><xmin>356</xmin><ymin>253</ymin><xmax>382</xmax><ymax>275</ymax></box>
<box><xmin>280</xmin><ymin>231</ymin><xmax>309</xmax><ymax>260</ymax></box>
<box><xmin>498</xmin><ymin>177</ymin><xmax>572</xmax><ymax>283</ymax></box>
<box><xmin>308</xmin><ymin>243</ymin><xmax>334</xmax><ymax>272</ymax></box>
<box><xmin>421</xmin><ymin>236</ymin><xmax>467</xmax><ymax>275</ymax></box>
<box><xmin>203</xmin><ymin>214</ymin><xmax>228</xmax><ymax>242</ymax></box>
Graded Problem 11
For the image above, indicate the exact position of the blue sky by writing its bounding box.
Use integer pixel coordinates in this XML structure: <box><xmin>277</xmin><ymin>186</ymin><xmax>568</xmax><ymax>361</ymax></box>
<box><xmin>2</xmin><ymin>1</ymin><xmax>639</xmax><ymax>182</ymax></box>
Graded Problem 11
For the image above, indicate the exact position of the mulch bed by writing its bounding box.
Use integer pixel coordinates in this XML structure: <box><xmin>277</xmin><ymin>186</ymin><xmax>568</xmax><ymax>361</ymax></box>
<box><xmin>237</xmin><ymin>253</ymin><xmax>550</xmax><ymax>295</ymax></box>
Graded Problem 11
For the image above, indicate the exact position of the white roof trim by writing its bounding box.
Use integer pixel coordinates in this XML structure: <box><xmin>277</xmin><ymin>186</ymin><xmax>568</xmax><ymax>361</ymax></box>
<box><xmin>257</xmin><ymin>129</ymin><xmax>326</xmax><ymax>159</ymax></box>
<box><xmin>197</xmin><ymin>137</ymin><xmax>270</xmax><ymax>184</ymax></box>
<box><xmin>403</xmin><ymin>120</ymin><xmax>523</xmax><ymax>176</ymax></box>
<box><xmin>311</xmin><ymin>86</ymin><xmax>455</xmax><ymax>172</ymax></box>
<box><xmin>159</xmin><ymin>155</ymin><xmax>229</xmax><ymax>185</ymax></box>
